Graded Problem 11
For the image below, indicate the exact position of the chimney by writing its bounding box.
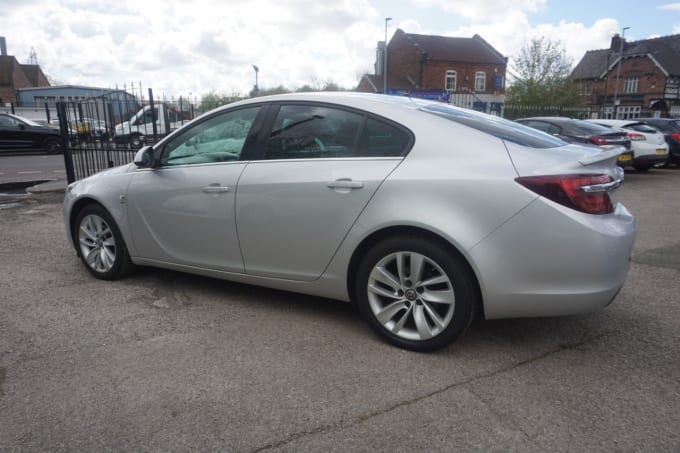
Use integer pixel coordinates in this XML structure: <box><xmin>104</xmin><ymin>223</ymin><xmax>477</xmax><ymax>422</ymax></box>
<box><xmin>611</xmin><ymin>34</ymin><xmax>625</xmax><ymax>51</ymax></box>
<box><xmin>0</xmin><ymin>37</ymin><xmax>6</xmax><ymax>56</ymax></box>
<box><xmin>375</xmin><ymin>41</ymin><xmax>385</xmax><ymax>76</ymax></box>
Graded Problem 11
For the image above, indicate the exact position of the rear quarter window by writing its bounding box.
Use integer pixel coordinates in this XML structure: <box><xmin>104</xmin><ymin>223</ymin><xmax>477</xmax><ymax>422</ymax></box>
<box><xmin>625</xmin><ymin>123</ymin><xmax>659</xmax><ymax>133</ymax></box>
<box><xmin>420</xmin><ymin>104</ymin><xmax>566</xmax><ymax>149</ymax></box>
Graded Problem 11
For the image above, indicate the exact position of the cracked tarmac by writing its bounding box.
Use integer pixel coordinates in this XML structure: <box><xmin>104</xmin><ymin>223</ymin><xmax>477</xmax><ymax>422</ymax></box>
<box><xmin>0</xmin><ymin>169</ymin><xmax>679</xmax><ymax>452</ymax></box>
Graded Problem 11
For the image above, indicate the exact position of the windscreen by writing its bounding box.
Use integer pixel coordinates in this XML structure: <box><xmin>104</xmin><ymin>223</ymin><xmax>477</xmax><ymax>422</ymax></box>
<box><xmin>419</xmin><ymin>103</ymin><xmax>567</xmax><ymax>149</ymax></box>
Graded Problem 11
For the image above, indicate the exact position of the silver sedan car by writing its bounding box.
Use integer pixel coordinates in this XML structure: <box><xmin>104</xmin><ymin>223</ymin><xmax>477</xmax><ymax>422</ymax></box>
<box><xmin>63</xmin><ymin>93</ymin><xmax>636</xmax><ymax>351</ymax></box>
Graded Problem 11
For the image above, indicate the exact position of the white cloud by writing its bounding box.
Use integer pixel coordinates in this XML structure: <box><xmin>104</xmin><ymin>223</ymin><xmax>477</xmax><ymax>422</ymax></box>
<box><xmin>448</xmin><ymin>14</ymin><xmax>619</xmax><ymax>72</ymax></box>
<box><xmin>0</xmin><ymin>0</ymin><xmax>630</xmax><ymax>98</ymax></box>
<box><xmin>659</xmin><ymin>2</ymin><xmax>680</xmax><ymax>11</ymax></box>
<box><xmin>2</xmin><ymin>0</ymin><xmax>380</xmax><ymax>97</ymax></box>
<box><xmin>411</xmin><ymin>0</ymin><xmax>546</xmax><ymax>20</ymax></box>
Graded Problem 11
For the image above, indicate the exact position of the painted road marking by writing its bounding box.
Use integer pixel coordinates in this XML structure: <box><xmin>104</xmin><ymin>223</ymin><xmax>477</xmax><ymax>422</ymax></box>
<box><xmin>17</xmin><ymin>171</ymin><xmax>42</xmax><ymax>174</ymax></box>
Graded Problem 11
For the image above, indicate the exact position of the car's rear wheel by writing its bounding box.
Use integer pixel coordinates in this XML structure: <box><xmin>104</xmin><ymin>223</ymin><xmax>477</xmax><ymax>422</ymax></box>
<box><xmin>356</xmin><ymin>235</ymin><xmax>477</xmax><ymax>352</ymax></box>
<box><xmin>43</xmin><ymin>137</ymin><xmax>62</xmax><ymax>154</ymax></box>
<box><xmin>634</xmin><ymin>163</ymin><xmax>653</xmax><ymax>172</ymax></box>
<box><xmin>75</xmin><ymin>205</ymin><xmax>133</xmax><ymax>280</ymax></box>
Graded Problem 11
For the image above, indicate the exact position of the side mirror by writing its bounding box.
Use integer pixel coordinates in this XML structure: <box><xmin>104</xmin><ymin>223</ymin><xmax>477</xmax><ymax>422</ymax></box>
<box><xmin>134</xmin><ymin>145</ymin><xmax>154</xmax><ymax>168</ymax></box>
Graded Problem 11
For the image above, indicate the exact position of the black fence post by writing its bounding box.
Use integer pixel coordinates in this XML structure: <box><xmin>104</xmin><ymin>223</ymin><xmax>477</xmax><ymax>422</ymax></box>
<box><xmin>57</xmin><ymin>102</ymin><xmax>76</xmax><ymax>184</ymax></box>
<box><xmin>148</xmin><ymin>88</ymin><xmax>158</xmax><ymax>142</ymax></box>
<box><xmin>106</xmin><ymin>103</ymin><xmax>114</xmax><ymax>167</ymax></box>
<box><xmin>44</xmin><ymin>103</ymin><xmax>51</xmax><ymax>123</ymax></box>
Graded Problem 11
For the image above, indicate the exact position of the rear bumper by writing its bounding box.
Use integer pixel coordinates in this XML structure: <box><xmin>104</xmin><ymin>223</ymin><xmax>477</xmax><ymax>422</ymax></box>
<box><xmin>469</xmin><ymin>199</ymin><xmax>636</xmax><ymax>320</ymax></box>
<box><xmin>634</xmin><ymin>154</ymin><xmax>668</xmax><ymax>166</ymax></box>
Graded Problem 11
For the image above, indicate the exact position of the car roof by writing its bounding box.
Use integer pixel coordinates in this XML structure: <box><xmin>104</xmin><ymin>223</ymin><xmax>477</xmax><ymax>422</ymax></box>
<box><xmin>219</xmin><ymin>91</ymin><xmax>427</xmax><ymax>113</ymax></box>
<box><xmin>637</xmin><ymin>117</ymin><xmax>677</xmax><ymax>122</ymax></box>
<box><xmin>587</xmin><ymin>119</ymin><xmax>645</xmax><ymax>127</ymax></box>
<box><xmin>517</xmin><ymin>116</ymin><xmax>617</xmax><ymax>134</ymax></box>
<box><xmin>516</xmin><ymin>117</ymin><xmax>578</xmax><ymax>122</ymax></box>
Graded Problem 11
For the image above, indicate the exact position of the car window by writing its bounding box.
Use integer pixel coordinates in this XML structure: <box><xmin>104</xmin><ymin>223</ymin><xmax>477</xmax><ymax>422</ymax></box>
<box><xmin>524</xmin><ymin>120</ymin><xmax>560</xmax><ymax>135</ymax></box>
<box><xmin>421</xmin><ymin>105</ymin><xmax>566</xmax><ymax>148</ymax></box>
<box><xmin>265</xmin><ymin>105</ymin><xmax>363</xmax><ymax>159</ymax></box>
<box><xmin>0</xmin><ymin>115</ymin><xmax>25</xmax><ymax>127</ymax></box>
<box><xmin>566</xmin><ymin>121</ymin><xmax>614</xmax><ymax>134</ymax></box>
<box><xmin>624</xmin><ymin>123</ymin><xmax>658</xmax><ymax>133</ymax></box>
<box><xmin>356</xmin><ymin>117</ymin><xmax>411</xmax><ymax>157</ymax></box>
<box><xmin>160</xmin><ymin>107</ymin><xmax>260</xmax><ymax>166</ymax></box>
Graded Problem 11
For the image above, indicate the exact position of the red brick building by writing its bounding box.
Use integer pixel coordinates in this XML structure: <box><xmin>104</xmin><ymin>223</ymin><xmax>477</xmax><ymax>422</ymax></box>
<box><xmin>0</xmin><ymin>37</ymin><xmax>50</xmax><ymax>105</ymax></box>
<box><xmin>357</xmin><ymin>29</ymin><xmax>507</xmax><ymax>109</ymax></box>
<box><xmin>572</xmin><ymin>34</ymin><xmax>680</xmax><ymax>118</ymax></box>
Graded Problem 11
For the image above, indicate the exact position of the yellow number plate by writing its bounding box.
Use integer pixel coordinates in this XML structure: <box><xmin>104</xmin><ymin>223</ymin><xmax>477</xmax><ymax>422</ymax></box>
<box><xmin>618</xmin><ymin>154</ymin><xmax>632</xmax><ymax>162</ymax></box>
<box><xmin>656</xmin><ymin>149</ymin><xmax>667</xmax><ymax>155</ymax></box>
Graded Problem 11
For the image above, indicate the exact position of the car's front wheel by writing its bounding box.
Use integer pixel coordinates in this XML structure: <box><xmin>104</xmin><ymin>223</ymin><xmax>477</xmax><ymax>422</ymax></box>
<box><xmin>356</xmin><ymin>235</ymin><xmax>477</xmax><ymax>352</ymax></box>
<box><xmin>43</xmin><ymin>137</ymin><xmax>62</xmax><ymax>154</ymax></box>
<box><xmin>129</xmin><ymin>133</ymin><xmax>145</xmax><ymax>149</ymax></box>
<box><xmin>75</xmin><ymin>204</ymin><xmax>133</xmax><ymax>280</ymax></box>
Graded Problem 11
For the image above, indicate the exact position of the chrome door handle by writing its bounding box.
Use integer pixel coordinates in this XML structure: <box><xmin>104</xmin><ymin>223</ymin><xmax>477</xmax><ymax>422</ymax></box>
<box><xmin>202</xmin><ymin>184</ymin><xmax>229</xmax><ymax>194</ymax></box>
<box><xmin>327</xmin><ymin>179</ymin><xmax>364</xmax><ymax>189</ymax></box>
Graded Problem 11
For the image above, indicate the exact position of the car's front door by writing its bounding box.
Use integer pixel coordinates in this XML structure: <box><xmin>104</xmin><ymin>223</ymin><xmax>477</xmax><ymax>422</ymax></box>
<box><xmin>126</xmin><ymin>106</ymin><xmax>263</xmax><ymax>272</ymax></box>
<box><xmin>0</xmin><ymin>115</ymin><xmax>33</xmax><ymax>150</ymax></box>
<box><xmin>236</xmin><ymin>104</ymin><xmax>412</xmax><ymax>281</ymax></box>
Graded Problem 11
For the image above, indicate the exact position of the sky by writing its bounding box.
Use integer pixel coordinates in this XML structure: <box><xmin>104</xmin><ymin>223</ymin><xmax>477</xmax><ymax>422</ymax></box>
<box><xmin>3</xmin><ymin>0</ymin><xmax>680</xmax><ymax>100</ymax></box>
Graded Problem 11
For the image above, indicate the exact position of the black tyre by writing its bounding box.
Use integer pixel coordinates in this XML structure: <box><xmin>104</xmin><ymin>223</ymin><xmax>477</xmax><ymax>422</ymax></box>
<box><xmin>633</xmin><ymin>163</ymin><xmax>653</xmax><ymax>172</ymax></box>
<box><xmin>74</xmin><ymin>204</ymin><xmax>134</xmax><ymax>280</ymax></box>
<box><xmin>130</xmin><ymin>134</ymin><xmax>145</xmax><ymax>149</ymax></box>
<box><xmin>355</xmin><ymin>235</ymin><xmax>477</xmax><ymax>352</ymax></box>
<box><xmin>43</xmin><ymin>137</ymin><xmax>62</xmax><ymax>154</ymax></box>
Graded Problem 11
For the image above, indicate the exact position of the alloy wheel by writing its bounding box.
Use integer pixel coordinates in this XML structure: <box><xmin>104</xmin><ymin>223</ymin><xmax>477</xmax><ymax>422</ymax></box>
<box><xmin>78</xmin><ymin>214</ymin><xmax>117</xmax><ymax>273</ymax></box>
<box><xmin>367</xmin><ymin>251</ymin><xmax>456</xmax><ymax>341</ymax></box>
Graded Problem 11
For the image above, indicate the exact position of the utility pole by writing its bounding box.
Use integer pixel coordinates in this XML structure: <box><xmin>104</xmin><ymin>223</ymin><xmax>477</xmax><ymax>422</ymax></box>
<box><xmin>384</xmin><ymin>17</ymin><xmax>392</xmax><ymax>94</ymax></box>
<box><xmin>612</xmin><ymin>27</ymin><xmax>630</xmax><ymax>119</ymax></box>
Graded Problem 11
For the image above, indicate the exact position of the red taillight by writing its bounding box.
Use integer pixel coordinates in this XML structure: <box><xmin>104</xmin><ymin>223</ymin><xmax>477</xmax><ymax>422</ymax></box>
<box><xmin>671</xmin><ymin>132</ymin><xmax>680</xmax><ymax>142</ymax></box>
<box><xmin>627</xmin><ymin>132</ymin><xmax>646</xmax><ymax>141</ymax></box>
<box><xmin>590</xmin><ymin>137</ymin><xmax>608</xmax><ymax>146</ymax></box>
<box><xmin>515</xmin><ymin>174</ymin><xmax>615</xmax><ymax>214</ymax></box>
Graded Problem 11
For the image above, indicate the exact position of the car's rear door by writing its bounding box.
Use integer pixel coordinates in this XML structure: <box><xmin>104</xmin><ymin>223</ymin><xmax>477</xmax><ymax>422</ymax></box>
<box><xmin>235</xmin><ymin>103</ymin><xmax>412</xmax><ymax>281</ymax></box>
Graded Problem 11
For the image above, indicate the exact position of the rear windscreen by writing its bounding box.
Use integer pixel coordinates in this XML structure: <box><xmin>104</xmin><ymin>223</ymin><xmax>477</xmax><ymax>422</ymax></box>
<box><xmin>566</xmin><ymin>121</ymin><xmax>617</xmax><ymax>135</ymax></box>
<box><xmin>419</xmin><ymin>104</ymin><xmax>567</xmax><ymax>149</ymax></box>
<box><xmin>625</xmin><ymin>123</ymin><xmax>659</xmax><ymax>133</ymax></box>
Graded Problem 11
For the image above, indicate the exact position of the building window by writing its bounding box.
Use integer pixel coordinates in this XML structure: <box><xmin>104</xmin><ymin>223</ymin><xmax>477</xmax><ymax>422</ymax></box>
<box><xmin>584</xmin><ymin>81</ymin><xmax>592</xmax><ymax>96</ymax></box>
<box><xmin>623</xmin><ymin>77</ymin><xmax>639</xmax><ymax>94</ymax></box>
<box><xmin>445</xmin><ymin>70</ymin><xmax>457</xmax><ymax>92</ymax></box>
<box><xmin>475</xmin><ymin>71</ymin><xmax>486</xmax><ymax>92</ymax></box>
<box><xmin>604</xmin><ymin>105</ymin><xmax>641</xmax><ymax>119</ymax></box>
<box><xmin>617</xmin><ymin>105</ymin><xmax>641</xmax><ymax>120</ymax></box>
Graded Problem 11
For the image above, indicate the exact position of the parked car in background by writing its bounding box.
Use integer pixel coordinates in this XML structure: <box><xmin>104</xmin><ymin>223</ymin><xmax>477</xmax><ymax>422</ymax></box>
<box><xmin>114</xmin><ymin>104</ymin><xmax>189</xmax><ymax>147</ymax></box>
<box><xmin>515</xmin><ymin>117</ymin><xmax>633</xmax><ymax>168</ymax></box>
<box><xmin>586</xmin><ymin>119</ymin><xmax>669</xmax><ymax>171</ymax></box>
<box><xmin>0</xmin><ymin>112</ymin><xmax>62</xmax><ymax>153</ymax></box>
<box><xmin>71</xmin><ymin>118</ymin><xmax>110</xmax><ymax>142</ymax></box>
<box><xmin>636</xmin><ymin>118</ymin><xmax>680</xmax><ymax>166</ymax></box>
<box><xmin>63</xmin><ymin>93</ymin><xmax>635</xmax><ymax>352</ymax></box>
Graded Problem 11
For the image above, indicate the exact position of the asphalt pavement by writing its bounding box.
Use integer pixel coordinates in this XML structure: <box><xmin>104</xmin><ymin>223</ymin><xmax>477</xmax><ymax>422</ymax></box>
<box><xmin>0</xmin><ymin>153</ymin><xmax>66</xmax><ymax>183</ymax></box>
<box><xmin>0</xmin><ymin>168</ymin><xmax>678</xmax><ymax>452</ymax></box>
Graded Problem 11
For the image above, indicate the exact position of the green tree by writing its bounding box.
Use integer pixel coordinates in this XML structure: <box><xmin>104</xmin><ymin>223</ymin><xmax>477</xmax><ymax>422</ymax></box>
<box><xmin>507</xmin><ymin>37</ymin><xmax>583</xmax><ymax>107</ymax></box>
<box><xmin>250</xmin><ymin>85</ymin><xmax>292</xmax><ymax>97</ymax></box>
<box><xmin>200</xmin><ymin>91</ymin><xmax>242</xmax><ymax>111</ymax></box>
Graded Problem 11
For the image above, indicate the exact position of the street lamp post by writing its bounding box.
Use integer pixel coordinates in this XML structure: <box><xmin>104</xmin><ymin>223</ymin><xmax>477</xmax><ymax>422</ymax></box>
<box><xmin>612</xmin><ymin>27</ymin><xmax>630</xmax><ymax>119</ymax></box>
<box><xmin>384</xmin><ymin>17</ymin><xmax>392</xmax><ymax>94</ymax></box>
<box><xmin>252</xmin><ymin>65</ymin><xmax>259</xmax><ymax>94</ymax></box>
